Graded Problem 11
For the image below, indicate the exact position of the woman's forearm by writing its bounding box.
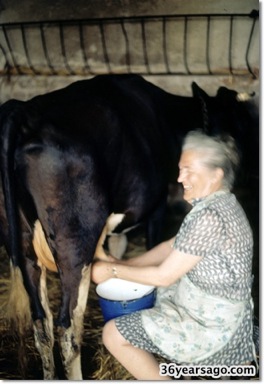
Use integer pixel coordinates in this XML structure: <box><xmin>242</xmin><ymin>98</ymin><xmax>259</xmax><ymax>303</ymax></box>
<box><xmin>92</xmin><ymin>248</ymin><xmax>202</xmax><ymax>287</ymax></box>
<box><xmin>92</xmin><ymin>261</ymin><xmax>164</xmax><ymax>286</ymax></box>
<box><xmin>126</xmin><ymin>237</ymin><xmax>175</xmax><ymax>267</ymax></box>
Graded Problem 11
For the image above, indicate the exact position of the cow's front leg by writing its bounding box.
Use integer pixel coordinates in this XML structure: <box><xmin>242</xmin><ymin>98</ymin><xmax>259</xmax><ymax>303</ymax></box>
<box><xmin>57</xmin><ymin>264</ymin><xmax>91</xmax><ymax>380</ymax></box>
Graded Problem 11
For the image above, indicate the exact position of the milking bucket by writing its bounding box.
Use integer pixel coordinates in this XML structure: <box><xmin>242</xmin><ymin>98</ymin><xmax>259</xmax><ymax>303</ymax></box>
<box><xmin>96</xmin><ymin>278</ymin><xmax>156</xmax><ymax>322</ymax></box>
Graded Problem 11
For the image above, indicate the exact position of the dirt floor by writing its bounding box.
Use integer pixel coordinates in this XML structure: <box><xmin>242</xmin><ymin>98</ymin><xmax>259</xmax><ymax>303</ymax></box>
<box><xmin>0</xmin><ymin>186</ymin><xmax>259</xmax><ymax>380</ymax></box>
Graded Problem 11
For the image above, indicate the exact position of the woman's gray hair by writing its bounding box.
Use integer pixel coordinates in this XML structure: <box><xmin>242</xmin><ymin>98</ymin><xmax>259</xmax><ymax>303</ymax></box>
<box><xmin>182</xmin><ymin>130</ymin><xmax>240</xmax><ymax>190</ymax></box>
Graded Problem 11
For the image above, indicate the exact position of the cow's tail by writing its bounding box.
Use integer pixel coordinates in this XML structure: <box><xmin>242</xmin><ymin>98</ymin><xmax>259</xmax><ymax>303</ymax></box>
<box><xmin>7</xmin><ymin>266</ymin><xmax>32</xmax><ymax>332</ymax></box>
<box><xmin>7</xmin><ymin>266</ymin><xmax>32</xmax><ymax>376</ymax></box>
<box><xmin>0</xmin><ymin>101</ymin><xmax>32</xmax><ymax>373</ymax></box>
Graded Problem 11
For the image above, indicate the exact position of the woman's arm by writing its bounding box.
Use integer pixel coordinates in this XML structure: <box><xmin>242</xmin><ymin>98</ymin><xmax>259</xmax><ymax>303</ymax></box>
<box><xmin>125</xmin><ymin>237</ymin><xmax>175</xmax><ymax>267</ymax></box>
<box><xmin>92</xmin><ymin>248</ymin><xmax>202</xmax><ymax>287</ymax></box>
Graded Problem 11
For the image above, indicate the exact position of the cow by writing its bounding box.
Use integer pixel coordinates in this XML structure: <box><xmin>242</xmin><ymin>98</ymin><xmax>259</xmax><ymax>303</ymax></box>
<box><xmin>0</xmin><ymin>74</ymin><xmax>258</xmax><ymax>379</ymax></box>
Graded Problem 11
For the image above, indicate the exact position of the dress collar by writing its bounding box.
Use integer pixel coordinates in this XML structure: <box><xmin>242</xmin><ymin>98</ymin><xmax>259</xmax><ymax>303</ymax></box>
<box><xmin>190</xmin><ymin>189</ymin><xmax>229</xmax><ymax>207</ymax></box>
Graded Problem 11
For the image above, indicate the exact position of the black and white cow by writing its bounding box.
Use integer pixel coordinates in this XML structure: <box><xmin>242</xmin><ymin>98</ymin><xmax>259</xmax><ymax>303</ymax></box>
<box><xmin>0</xmin><ymin>74</ymin><xmax>258</xmax><ymax>379</ymax></box>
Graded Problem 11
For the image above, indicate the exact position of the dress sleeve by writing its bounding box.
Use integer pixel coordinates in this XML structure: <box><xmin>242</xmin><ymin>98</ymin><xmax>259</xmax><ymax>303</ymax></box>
<box><xmin>173</xmin><ymin>207</ymin><xmax>225</xmax><ymax>257</ymax></box>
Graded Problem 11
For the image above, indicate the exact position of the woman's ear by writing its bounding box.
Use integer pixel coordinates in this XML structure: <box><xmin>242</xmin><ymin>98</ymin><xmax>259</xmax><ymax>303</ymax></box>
<box><xmin>214</xmin><ymin>167</ymin><xmax>224</xmax><ymax>183</ymax></box>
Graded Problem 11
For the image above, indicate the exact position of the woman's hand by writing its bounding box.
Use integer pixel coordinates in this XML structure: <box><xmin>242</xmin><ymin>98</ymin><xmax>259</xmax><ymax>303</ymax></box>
<box><xmin>92</xmin><ymin>260</ymin><xmax>115</xmax><ymax>284</ymax></box>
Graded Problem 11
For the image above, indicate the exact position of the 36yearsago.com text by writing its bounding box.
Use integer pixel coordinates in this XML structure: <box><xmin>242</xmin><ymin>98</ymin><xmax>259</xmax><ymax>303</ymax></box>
<box><xmin>159</xmin><ymin>363</ymin><xmax>256</xmax><ymax>378</ymax></box>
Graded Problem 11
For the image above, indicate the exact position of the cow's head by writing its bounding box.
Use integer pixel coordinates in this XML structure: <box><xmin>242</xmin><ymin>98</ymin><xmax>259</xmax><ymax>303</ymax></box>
<box><xmin>191</xmin><ymin>82</ymin><xmax>259</xmax><ymax>188</ymax></box>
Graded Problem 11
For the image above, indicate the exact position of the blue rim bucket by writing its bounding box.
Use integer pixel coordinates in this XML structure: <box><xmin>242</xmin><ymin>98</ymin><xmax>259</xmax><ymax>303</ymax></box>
<box><xmin>98</xmin><ymin>289</ymin><xmax>156</xmax><ymax>322</ymax></box>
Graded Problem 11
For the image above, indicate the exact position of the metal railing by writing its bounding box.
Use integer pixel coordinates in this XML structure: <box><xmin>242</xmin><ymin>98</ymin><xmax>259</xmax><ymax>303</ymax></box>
<box><xmin>0</xmin><ymin>10</ymin><xmax>259</xmax><ymax>78</ymax></box>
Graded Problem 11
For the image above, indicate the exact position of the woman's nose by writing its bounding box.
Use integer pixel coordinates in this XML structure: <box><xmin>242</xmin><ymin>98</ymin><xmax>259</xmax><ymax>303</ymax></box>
<box><xmin>177</xmin><ymin>171</ymin><xmax>183</xmax><ymax>183</ymax></box>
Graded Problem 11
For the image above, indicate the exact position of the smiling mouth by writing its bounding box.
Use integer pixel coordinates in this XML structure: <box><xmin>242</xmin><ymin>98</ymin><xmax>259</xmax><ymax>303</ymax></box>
<box><xmin>183</xmin><ymin>185</ymin><xmax>192</xmax><ymax>191</ymax></box>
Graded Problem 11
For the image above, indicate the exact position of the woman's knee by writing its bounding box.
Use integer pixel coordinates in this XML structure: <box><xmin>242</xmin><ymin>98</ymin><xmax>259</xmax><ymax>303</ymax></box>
<box><xmin>102</xmin><ymin>319</ymin><xmax>127</xmax><ymax>351</ymax></box>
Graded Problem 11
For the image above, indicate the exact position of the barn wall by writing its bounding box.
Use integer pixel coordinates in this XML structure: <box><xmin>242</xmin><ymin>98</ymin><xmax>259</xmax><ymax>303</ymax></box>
<box><xmin>0</xmin><ymin>0</ymin><xmax>259</xmax><ymax>22</ymax></box>
<box><xmin>0</xmin><ymin>0</ymin><xmax>259</xmax><ymax>102</ymax></box>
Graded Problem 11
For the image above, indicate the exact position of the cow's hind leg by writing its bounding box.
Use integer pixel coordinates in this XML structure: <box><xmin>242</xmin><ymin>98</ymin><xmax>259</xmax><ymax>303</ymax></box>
<box><xmin>58</xmin><ymin>264</ymin><xmax>91</xmax><ymax>380</ymax></box>
<box><xmin>32</xmin><ymin>264</ymin><xmax>55</xmax><ymax>380</ymax></box>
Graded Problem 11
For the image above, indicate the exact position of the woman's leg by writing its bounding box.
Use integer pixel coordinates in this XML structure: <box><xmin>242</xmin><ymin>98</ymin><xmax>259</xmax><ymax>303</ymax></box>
<box><xmin>102</xmin><ymin>319</ymin><xmax>171</xmax><ymax>380</ymax></box>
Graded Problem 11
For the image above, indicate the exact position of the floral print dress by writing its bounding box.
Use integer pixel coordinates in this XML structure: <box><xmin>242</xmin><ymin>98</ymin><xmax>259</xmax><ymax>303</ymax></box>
<box><xmin>115</xmin><ymin>191</ymin><xmax>257</xmax><ymax>365</ymax></box>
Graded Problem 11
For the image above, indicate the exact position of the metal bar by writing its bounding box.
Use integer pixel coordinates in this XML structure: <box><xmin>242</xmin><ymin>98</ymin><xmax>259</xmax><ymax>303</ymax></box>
<box><xmin>1</xmin><ymin>25</ymin><xmax>22</xmax><ymax>74</ymax></box>
<box><xmin>0</xmin><ymin>11</ymin><xmax>258</xmax><ymax>78</ymax></box>
<box><xmin>141</xmin><ymin>19</ymin><xmax>151</xmax><ymax>74</ymax></box>
<box><xmin>40</xmin><ymin>23</ymin><xmax>57</xmax><ymax>75</ymax></box>
<box><xmin>78</xmin><ymin>21</ymin><xmax>92</xmax><ymax>74</ymax></box>
<box><xmin>228</xmin><ymin>16</ymin><xmax>234</xmax><ymax>76</ymax></box>
<box><xmin>0</xmin><ymin>35</ymin><xmax>11</xmax><ymax>75</ymax></box>
<box><xmin>0</xmin><ymin>12</ymin><xmax>257</xmax><ymax>28</ymax></box>
<box><xmin>245</xmin><ymin>11</ymin><xmax>258</xmax><ymax>79</ymax></box>
<box><xmin>162</xmin><ymin>17</ymin><xmax>171</xmax><ymax>74</ymax></box>
<box><xmin>205</xmin><ymin>16</ymin><xmax>212</xmax><ymax>75</ymax></box>
<box><xmin>120</xmin><ymin>19</ymin><xmax>131</xmax><ymax>73</ymax></box>
<box><xmin>59</xmin><ymin>22</ymin><xmax>75</xmax><ymax>75</ymax></box>
<box><xmin>21</xmin><ymin>24</ymin><xmax>39</xmax><ymax>75</ymax></box>
<box><xmin>99</xmin><ymin>20</ymin><xmax>112</xmax><ymax>73</ymax></box>
<box><xmin>183</xmin><ymin>16</ymin><xmax>191</xmax><ymax>74</ymax></box>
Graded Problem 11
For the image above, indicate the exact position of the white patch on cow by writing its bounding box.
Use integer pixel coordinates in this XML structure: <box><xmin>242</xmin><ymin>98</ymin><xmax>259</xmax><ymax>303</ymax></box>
<box><xmin>33</xmin><ymin>265</ymin><xmax>55</xmax><ymax>379</ymax></box>
<box><xmin>33</xmin><ymin>220</ymin><xmax>58</xmax><ymax>272</ymax></box>
<box><xmin>106</xmin><ymin>213</ymin><xmax>125</xmax><ymax>232</ymax></box>
<box><xmin>236</xmin><ymin>92</ymin><xmax>251</xmax><ymax>101</ymax></box>
<box><xmin>58</xmin><ymin>264</ymin><xmax>91</xmax><ymax>380</ymax></box>
<box><xmin>95</xmin><ymin>213</ymin><xmax>127</xmax><ymax>260</ymax></box>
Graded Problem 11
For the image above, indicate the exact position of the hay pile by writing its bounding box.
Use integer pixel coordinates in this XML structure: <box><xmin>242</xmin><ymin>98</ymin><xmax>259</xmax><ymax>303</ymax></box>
<box><xmin>0</xmin><ymin>256</ymin><xmax>43</xmax><ymax>379</ymax></box>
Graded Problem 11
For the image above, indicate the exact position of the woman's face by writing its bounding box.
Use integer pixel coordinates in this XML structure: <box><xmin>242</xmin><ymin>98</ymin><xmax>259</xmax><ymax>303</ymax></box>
<box><xmin>177</xmin><ymin>149</ymin><xmax>223</xmax><ymax>203</ymax></box>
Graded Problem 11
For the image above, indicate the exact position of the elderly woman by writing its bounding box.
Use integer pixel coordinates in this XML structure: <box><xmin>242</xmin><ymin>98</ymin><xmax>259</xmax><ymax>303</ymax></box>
<box><xmin>92</xmin><ymin>131</ymin><xmax>256</xmax><ymax>380</ymax></box>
